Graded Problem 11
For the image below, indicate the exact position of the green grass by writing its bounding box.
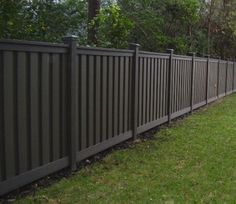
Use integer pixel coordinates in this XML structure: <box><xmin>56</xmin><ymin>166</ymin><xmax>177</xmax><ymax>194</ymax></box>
<box><xmin>17</xmin><ymin>95</ymin><xmax>236</xmax><ymax>203</ymax></box>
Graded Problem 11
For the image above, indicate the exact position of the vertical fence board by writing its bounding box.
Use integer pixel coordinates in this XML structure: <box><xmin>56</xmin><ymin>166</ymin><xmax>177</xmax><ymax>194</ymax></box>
<box><xmin>0</xmin><ymin>52</ymin><xmax>4</xmax><ymax>181</ymax></box>
<box><xmin>113</xmin><ymin>57</ymin><xmax>119</xmax><ymax>137</ymax></box>
<box><xmin>177</xmin><ymin>60</ymin><xmax>180</xmax><ymax>111</ymax></box>
<box><xmin>95</xmin><ymin>56</ymin><xmax>101</xmax><ymax>143</ymax></box>
<box><xmin>52</xmin><ymin>54</ymin><xmax>60</xmax><ymax>160</ymax></box>
<box><xmin>182</xmin><ymin>61</ymin><xmax>185</xmax><ymax>108</ymax></box>
<box><xmin>163</xmin><ymin>59</ymin><xmax>167</xmax><ymax>116</ymax></box>
<box><xmin>172</xmin><ymin>60</ymin><xmax>176</xmax><ymax>113</ymax></box>
<box><xmin>150</xmin><ymin>58</ymin><xmax>154</xmax><ymax>121</ymax></box>
<box><xmin>124</xmin><ymin>57</ymin><xmax>129</xmax><ymax>132</ymax></box>
<box><xmin>180</xmin><ymin>61</ymin><xmax>184</xmax><ymax>110</ymax></box>
<box><xmin>101</xmin><ymin>56</ymin><xmax>107</xmax><ymax>141</ymax></box>
<box><xmin>138</xmin><ymin>58</ymin><xmax>143</xmax><ymax>126</ymax></box>
<box><xmin>162</xmin><ymin>59</ymin><xmax>166</xmax><ymax>117</ymax></box>
<box><xmin>128</xmin><ymin>58</ymin><xmax>132</xmax><ymax>131</ymax></box>
<box><xmin>185</xmin><ymin>61</ymin><xmax>188</xmax><ymax>107</ymax></box>
<box><xmin>119</xmin><ymin>57</ymin><xmax>124</xmax><ymax>134</ymax></box>
<box><xmin>3</xmin><ymin>51</ymin><xmax>16</xmax><ymax>178</ymax></box>
<box><xmin>234</xmin><ymin>62</ymin><xmax>236</xmax><ymax>91</ymax></box>
<box><xmin>160</xmin><ymin>59</ymin><xmax>165</xmax><ymax>118</ymax></box>
<box><xmin>153</xmin><ymin>59</ymin><xmax>157</xmax><ymax>120</ymax></box>
<box><xmin>181</xmin><ymin>60</ymin><xmax>184</xmax><ymax>109</ymax></box>
<box><xmin>88</xmin><ymin>56</ymin><xmax>95</xmax><ymax>146</ymax></box>
<box><xmin>146</xmin><ymin>58</ymin><xmax>150</xmax><ymax>122</ymax></box>
<box><xmin>17</xmin><ymin>52</ymin><xmax>29</xmax><ymax>173</ymax></box>
<box><xmin>80</xmin><ymin>55</ymin><xmax>87</xmax><ymax>149</ymax></box>
<box><xmin>142</xmin><ymin>58</ymin><xmax>147</xmax><ymax>124</ymax></box>
<box><xmin>107</xmin><ymin>56</ymin><xmax>113</xmax><ymax>139</ymax></box>
<box><xmin>61</xmin><ymin>54</ymin><xmax>68</xmax><ymax>156</ymax></box>
<box><xmin>180</xmin><ymin>60</ymin><xmax>184</xmax><ymax>109</ymax></box>
<box><xmin>157</xmin><ymin>59</ymin><xmax>161</xmax><ymax>118</ymax></box>
<box><xmin>30</xmin><ymin>53</ymin><xmax>40</xmax><ymax>168</ymax></box>
<box><xmin>185</xmin><ymin>62</ymin><xmax>188</xmax><ymax>107</ymax></box>
<box><xmin>41</xmin><ymin>53</ymin><xmax>50</xmax><ymax>164</ymax></box>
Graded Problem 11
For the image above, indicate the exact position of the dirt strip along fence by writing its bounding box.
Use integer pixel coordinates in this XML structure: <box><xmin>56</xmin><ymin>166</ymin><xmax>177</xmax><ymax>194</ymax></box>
<box><xmin>0</xmin><ymin>38</ymin><xmax>236</xmax><ymax>196</ymax></box>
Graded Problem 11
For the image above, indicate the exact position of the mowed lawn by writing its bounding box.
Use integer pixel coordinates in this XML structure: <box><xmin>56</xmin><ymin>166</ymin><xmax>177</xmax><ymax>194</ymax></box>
<box><xmin>17</xmin><ymin>95</ymin><xmax>236</xmax><ymax>203</ymax></box>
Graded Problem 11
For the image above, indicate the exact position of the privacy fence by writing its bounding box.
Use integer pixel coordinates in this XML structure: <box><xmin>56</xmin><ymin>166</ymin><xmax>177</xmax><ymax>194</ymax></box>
<box><xmin>0</xmin><ymin>38</ymin><xmax>236</xmax><ymax>196</ymax></box>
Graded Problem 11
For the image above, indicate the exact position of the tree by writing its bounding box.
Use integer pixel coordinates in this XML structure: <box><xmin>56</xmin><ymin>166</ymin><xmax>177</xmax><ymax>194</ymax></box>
<box><xmin>1</xmin><ymin>0</ymin><xmax>236</xmax><ymax>58</ymax></box>
<box><xmin>0</xmin><ymin>0</ymin><xmax>87</xmax><ymax>43</ymax></box>
<box><xmin>118</xmin><ymin>0</ymin><xmax>200</xmax><ymax>54</ymax></box>
<box><xmin>93</xmin><ymin>3</ymin><xmax>133</xmax><ymax>48</ymax></box>
<box><xmin>88</xmin><ymin>0</ymin><xmax>101</xmax><ymax>45</ymax></box>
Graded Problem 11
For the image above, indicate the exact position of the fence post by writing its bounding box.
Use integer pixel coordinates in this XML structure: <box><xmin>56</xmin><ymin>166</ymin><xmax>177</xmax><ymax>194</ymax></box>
<box><xmin>188</xmin><ymin>52</ymin><xmax>195</xmax><ymax>113</ymax></box>
<box><xmin>63</xmin><ymin>35</ymin><xmax>78</xmax><ymax>171</ymax></box>
<box><xmin>217</xmin><ymin>57</ymin><xmax>220</xmax><ymax>98</ymax></box>
<box><xmin>166</xmin><ymin>49</ymin><xmax>174</xmax><ymax>123</ymax></box>
<box><xmin>233</xmin><ymin>60</ymin><xmax>235</xmax><ymax>92</ymax></box>
<box><xmin>225</xmin><ymin>59</ymin><xmax>229</xmax><ymax>95</ymax></box>
<box><xmin>205</xmin><ymin>55</ymin><xmax>210</xmax><ymax>104</ymax></box>
<box><xmin>129</xmin><ymin>43</ymin><xmax>140</xmax><ymax>140</ymax></box>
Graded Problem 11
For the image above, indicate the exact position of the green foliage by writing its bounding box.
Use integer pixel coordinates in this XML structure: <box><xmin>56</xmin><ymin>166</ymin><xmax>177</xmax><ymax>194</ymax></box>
<box><xmin>1</xmin><ymin>0</ymin><xmax>236</xmax><ymax>58</ymax></box>
<box><xmin>118</xmin><ymin>0</ymin><xmax>200</xmax><ymax>54</ymax></box>
<box><xmin>0</xmin><ymin>0</ymin><xmax>28</xmax><ymax>39</ymax></box>
<box><xmin>0</xmin><ymin>0</ymin><xmax>87</xmax><ymax>44</ymax></box>
<box><xmin>92</xmin><ymin>4</ymin><xmax>133</xmax><ymax>48</ymax></box>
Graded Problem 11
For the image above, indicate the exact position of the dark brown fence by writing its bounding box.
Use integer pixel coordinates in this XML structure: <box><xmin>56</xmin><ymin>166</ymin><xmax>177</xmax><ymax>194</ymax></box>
<box><xmin>0</xmin><ymin>38</ymin><xmax>235</xmax><ymax>196</ymax></box>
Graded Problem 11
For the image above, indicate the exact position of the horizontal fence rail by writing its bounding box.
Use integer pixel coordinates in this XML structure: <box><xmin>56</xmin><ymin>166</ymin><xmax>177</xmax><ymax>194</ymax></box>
<box><xmin>0</xmin><ymin>38</ymin><xmax>236</xmax><ymax>196</ymax></box>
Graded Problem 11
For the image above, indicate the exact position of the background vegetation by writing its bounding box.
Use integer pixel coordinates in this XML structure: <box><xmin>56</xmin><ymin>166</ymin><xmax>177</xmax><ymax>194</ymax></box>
<box><xmin>1</xmin><ymin>0</ymin><xmax>236</xmax><ymax>58</ymax></box>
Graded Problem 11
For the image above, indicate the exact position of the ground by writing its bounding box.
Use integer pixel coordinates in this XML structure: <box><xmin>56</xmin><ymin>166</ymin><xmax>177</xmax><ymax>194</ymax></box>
<box><xmin>15</xmin><ymin>95</ymin><xmax>236</xmax><ymax>203</ymax></box>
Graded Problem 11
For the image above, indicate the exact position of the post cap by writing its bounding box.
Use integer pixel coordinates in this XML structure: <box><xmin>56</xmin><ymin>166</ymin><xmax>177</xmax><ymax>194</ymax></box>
<box><xmin>128</xmin><ymin>43</ymin><xmax>141</xmax><ymax>49</ymax></box>
<box><xmin>204</xmin><ymin>54</ymin><xmax>210</xmax><ymax>58</ymax></box>
<box><xmin>63</xmin><ymin>35</ymin><xmax>78</xmax><ymax>43</ymax></box>
<box><xmin>188</xmin><ymin>52</ymin><xmax>196</xmax><ymax>56</ymax></box>
<box><xmin>166</xmin><ymin>49</ymin><xmax>174</xmax><ymax>54</ymax></box>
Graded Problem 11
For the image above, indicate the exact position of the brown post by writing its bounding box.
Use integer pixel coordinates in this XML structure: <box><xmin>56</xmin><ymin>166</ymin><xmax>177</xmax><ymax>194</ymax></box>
<box><xmin>166</xmin><ymin>49</ymin><xmax>174</xmax><ymax>123</ymax></box>
<box><xmin>129</xmin><ymin>43</ymin><xmax>140</xmax><ymax>140</ymax></box>
<box><xmin>188</xmin><ymin>52</ymin><xmax>195</xmax><ymax>113</ymax></box>
<box><xmin>225</xmin><ymin>59</ymin><xmax>229</xmax><ymax>95</ymax></box>
<box><xmin>233</xmin><ymin>59</ymin><xmax>235</xmax><ymax>92</ymax></box>
<box><xmin>205</xmin><ymin>55</ymin><xmax>210</xmax><ymax>104</ymax></box>
<box><xmin>217</xmin><ymin>57</ymin><xmax>220</xmax><ymax>98</ymax></box>
<box><xmin>63</xmin><ymin>35</ymin><xmax>78</xmax><ymax>171</ymax></box>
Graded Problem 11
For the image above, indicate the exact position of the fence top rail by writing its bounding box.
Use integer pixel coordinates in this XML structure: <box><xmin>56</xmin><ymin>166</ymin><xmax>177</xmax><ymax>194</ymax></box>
<box><xmin>219</xmin><ymin>60</ymin><xmax>228</xmax><ymax>64</ymax></box>
<box><xmin>139</xmin><ymin>51</ymin><xmax>169</xmax><ymax>59</ymax></box>
<box><xmin>1</xmin><ymin>39</ymin><xmax>236</xmax><ymax>63</ymax></box>
<box><xmin>0</xmin><ymin>39</ymin><xmax>68</xmax><ymax>53</ymax></box>
<box><xmin>0</xmin><ymin>39</ymin><xmax>68</xmax><ymax>48</ymax></box>
<box><xmin>173</xmin><ymin>54</ymin><xmax>192</xmax><ymax>61</ymax></box>
<box><xmin>77</xmin><ymin>46</ymin><xmax>134</xmax><ymax>57</ymax></box>
<box><xmin>209</xmin><ymin>59</ymin><xmax>219</xmax><ymax>63</ymax></box>
<box><xmin>195</xmin><ymin>57</ymin><xmax>208</xmax><ymax>62</ymax></box>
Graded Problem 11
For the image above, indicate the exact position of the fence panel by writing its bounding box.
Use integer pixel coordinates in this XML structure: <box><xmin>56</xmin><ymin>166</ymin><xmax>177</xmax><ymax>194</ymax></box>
<box><xmin>171</xmin><ymin>56</ymin><xmax>192</xmax><ymax>118</ymax></box>
<box><xmin>208</xmin><ymin>60</ymin><xmax>218</xmax><ymax>101</ymax></box>
<box><xmin>137</xmin><ymin>52</ymin><xmax>169</xmax><ymax>134</ymax></box>
<box><xmin>0</xmin><ymin>40</ymin><xmax>69</xmax><ymax>195</ymax></box>
<box><xmin>75</xmin><ymin>48</ymin><xmax>133</xmax><ymax>161</ymax></box>
<box><xmin>227</xmin><ymin>62</ymin><xmax>234</xmax><ymax>94</ymax></box>
<box><xmin>218</xmin><ymin>61</ymin><xmax>227</xmax><ymax>97</ymax></box>
<box><xmin>193</xmin><ymin>58</ymin><xmax>207</xmax><ymax>108</ymax></box>
<box><xmin>234</xmin><ymin>63</ymin><xmax>236</xmax><ymax>91</ymax></box>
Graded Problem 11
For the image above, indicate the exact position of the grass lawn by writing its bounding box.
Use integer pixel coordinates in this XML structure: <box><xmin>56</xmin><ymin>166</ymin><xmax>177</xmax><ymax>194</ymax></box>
<box><xmin>16</xmin><ymin>95</ymin><xmax>236</xmax><ymax>203</ymax></box>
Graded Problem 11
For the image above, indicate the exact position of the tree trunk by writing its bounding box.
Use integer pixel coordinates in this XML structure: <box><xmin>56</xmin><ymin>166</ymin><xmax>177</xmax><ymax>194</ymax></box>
<box><xmin>88</xmin><ymin>0</ymin><xmax>101</xmax><ymax>45</ymax></box>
